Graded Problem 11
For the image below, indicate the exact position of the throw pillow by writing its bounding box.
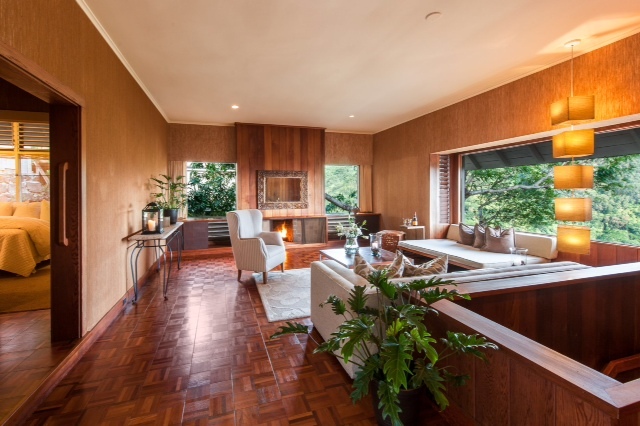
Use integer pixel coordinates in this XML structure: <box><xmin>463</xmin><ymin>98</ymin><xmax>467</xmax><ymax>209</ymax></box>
<box><xmin>472</xmin><ymin>224</ymin><xmax>486</xmax><ymax>249</ymax></box>
<box><xmin>40</xmin><ymin>199</ymin><xmax>50</xmax><ymax>222</ymax></box>
<box><xmin>384</xmin><ymin>251</ymin><xmax>405</xmax><ymax>279</ymax></box>
<box><xmin>483</xmin><ymin>227</ymin><xmax>516</xmax><ymax>254</ymax></box>
<box><xmin>0</xmin><ymin>202</ymin><xmax>12</xmax><ymax>216</ymax></box>
<box><xmin>403</xmin><ymin>254</ymin><xmax>448</xmax><ymax>277</ymax></box>
<box><xmin>458</xmin><ymin>223</ymin><xmax>475</xmax><ymax>246</ymax></box>
<box><xmin>12</xmin><ymin>202</ymin><xmax>41</xmax><ymax>219</ymax></box>
<box><xmin>353</xmin><ymin>252</ymin><xmax>376</xmax><ymax>280</ymax></box>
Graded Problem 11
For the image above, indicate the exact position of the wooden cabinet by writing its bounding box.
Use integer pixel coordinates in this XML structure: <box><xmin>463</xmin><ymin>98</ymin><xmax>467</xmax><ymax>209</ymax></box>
<box><xmin>400</xmin><ymin>225</ymin><xmax>425</xmax><ymax>240</ymax></box>
<box><xmin>355</xmin><ymin>213</ymin><xmax>381</xmax><ymax>235</ymax></box>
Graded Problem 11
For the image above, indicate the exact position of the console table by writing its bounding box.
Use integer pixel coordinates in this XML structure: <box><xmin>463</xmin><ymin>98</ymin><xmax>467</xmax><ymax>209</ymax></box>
<box><xmin>128</xmin><ymin>222</ymin><xmax>183</xmax><ymax>302</ymax></box>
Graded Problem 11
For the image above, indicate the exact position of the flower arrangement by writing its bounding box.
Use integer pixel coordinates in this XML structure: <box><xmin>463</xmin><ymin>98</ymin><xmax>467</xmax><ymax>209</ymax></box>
<box><xmin>336</xmin><ymin>214</ymin><xmax>367</xmax><ymax>254</ymax></box>
<box><xmin>335</xmin><ymin>214</ymin><xmax>367</xmax><ymax>239</ymax></box>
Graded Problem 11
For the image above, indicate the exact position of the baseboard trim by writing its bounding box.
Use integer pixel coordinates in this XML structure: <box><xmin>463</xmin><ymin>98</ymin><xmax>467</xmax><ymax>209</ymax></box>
<box><xmin>3</xmin><ymin>263</ymin><xmax>157</xmax><ymax>425</ymax></box>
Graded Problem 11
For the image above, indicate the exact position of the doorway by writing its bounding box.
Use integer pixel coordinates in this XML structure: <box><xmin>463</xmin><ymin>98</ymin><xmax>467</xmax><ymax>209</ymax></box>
<box><xmin>0</xmin><ymin>42</ymin><xmax>82</xmax><ymax>342</ymax></box>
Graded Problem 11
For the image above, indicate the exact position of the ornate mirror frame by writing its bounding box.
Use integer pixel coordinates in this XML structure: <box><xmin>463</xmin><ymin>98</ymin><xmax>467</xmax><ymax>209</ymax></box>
<box><xmin>257</xmin><ymin>170</ymin><xmax>309</xmax><ymax>209</ymax></box>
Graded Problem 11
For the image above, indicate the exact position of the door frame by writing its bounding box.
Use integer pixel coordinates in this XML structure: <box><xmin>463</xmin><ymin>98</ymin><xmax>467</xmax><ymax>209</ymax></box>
<box><xmin>0</xmin><ymin>40</ymin><xmax>83</xmax><ymax>341</ymax></box>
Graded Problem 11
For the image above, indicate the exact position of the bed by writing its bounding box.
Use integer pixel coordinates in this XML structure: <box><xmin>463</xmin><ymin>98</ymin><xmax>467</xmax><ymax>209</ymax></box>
<box><xmin>0</xmin><ymin>201</ymin><xmax>51</xmax><ymax>277</ymax></box>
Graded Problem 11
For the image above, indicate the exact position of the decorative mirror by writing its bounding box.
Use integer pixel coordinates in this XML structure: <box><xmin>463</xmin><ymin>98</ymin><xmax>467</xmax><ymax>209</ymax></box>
<box><xmin>257</xmin><ymin>170</ymin><xmax>308</xmax><ymax>209</ymax></box>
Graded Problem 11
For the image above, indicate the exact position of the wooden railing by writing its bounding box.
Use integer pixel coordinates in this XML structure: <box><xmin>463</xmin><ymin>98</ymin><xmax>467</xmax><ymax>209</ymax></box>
<box><xmin>428</xmin><ymin>263</ymin><xmax>640</xmax><ymax>425</ymax></box>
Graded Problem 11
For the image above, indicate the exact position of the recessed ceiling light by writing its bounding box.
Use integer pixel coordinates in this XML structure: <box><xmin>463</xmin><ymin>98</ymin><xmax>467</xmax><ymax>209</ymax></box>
<box><xmin>349</xmin><ymin>115</ymin><xmax>355</xmax><ymax>118</ymax></box>
<box><xmin>425</xmin><ymin>11</ymin><xmax>442</xmax><ymax>21</ymax></box>
<box><xmin>231</xmin><ymin>105</ymin><xmax>239</xmax><ymax>109</ymax></box>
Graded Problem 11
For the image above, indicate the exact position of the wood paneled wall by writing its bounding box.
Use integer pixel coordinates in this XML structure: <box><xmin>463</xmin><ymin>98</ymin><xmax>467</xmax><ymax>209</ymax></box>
<box><xmin>374</xmin><ymin>33</ymin><xmax>640</xmax><ymax>235</ymax></box>
<box><xmin>556</xmin><ymin>240</ymin><xmax>640</xmax><ymax>267</ymax></box>
<box><xmin>236</xmin><ymin>123</ymin><xmax>325</xmax><ymax>217</ymax></box>
<box><xmin>168</xmin><ymin>123</ymin><xmax>235</xmax><ymax>163</ymax></box>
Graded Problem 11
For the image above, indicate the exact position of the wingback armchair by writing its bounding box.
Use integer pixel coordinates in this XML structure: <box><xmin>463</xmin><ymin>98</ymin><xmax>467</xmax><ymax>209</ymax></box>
<box><xmin>226</xmin><ymin>209</ymin><xmax>286</xmax><ymax>283</ymax></box>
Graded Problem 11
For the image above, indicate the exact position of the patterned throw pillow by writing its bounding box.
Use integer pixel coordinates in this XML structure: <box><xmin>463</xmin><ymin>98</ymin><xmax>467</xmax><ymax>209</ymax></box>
<box><xmin>472</xmin><ymin>224</ymin><xmax>486</xmax><ymax>249</ymax></box>
<box><xmin>353</xmin><ymin>252</ymin><xmax>376</xmax><ymax>280</ymax></box>
<box><xmin>384</xmin><ymin>251</ymin><xmax>405</xmax><ymax>279</ymax></box>
<box><xmin>403</xmin><ymin>255</ymin><xmax>448</xmax><ymax>277</ymax></box>
<box><xmin>458</xmin><ymin>223</ymin><xmax>475</xmax><ymax>246</ymax></box>
<box><xmin>484</xmin><ymin>227</ymin><xmax>515</xmax><ymax>253</ymax></box>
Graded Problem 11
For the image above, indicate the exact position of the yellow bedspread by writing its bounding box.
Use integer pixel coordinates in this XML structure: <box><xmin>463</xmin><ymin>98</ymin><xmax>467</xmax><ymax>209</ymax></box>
<box><xmin>0</xmin><ymin>217</ymin><xmax>51</xmax><ymax>277</ymax></box>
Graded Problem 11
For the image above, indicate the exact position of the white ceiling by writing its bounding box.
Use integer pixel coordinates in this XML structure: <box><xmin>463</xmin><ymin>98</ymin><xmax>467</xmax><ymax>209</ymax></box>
<box><xmin>78</xmin><ymin>0</ymin><xmax>640</xmax><ymax>133</ymax></box>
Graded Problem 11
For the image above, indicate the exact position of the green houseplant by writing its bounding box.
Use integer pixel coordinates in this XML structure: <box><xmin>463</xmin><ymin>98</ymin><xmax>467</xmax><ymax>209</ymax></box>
<box><xmin>150</xmin><ymin>174</ymin><xmax>187</xmax><ymax>224</ymax></box>
<box><xmin>271</xmin><ymin>269</ymin><xmax>498</xmax><ymax>426</ymax></box>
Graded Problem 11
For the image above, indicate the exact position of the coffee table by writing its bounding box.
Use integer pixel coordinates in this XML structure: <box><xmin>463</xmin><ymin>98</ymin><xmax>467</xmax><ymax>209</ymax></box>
<box><xmin>319</xmin><ymin>247</ymin><xmax>396</xmax><ymax>269</ymax></box>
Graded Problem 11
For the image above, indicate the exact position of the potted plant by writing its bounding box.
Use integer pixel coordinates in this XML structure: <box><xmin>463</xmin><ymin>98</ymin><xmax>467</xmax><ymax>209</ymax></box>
<box><xmin>271</xmin><ymin>269</ymin><xmax>498</xmax><ymax>426</ymax></box>
<box><xmin>150</xmin><ymin>174</ymin><xmax>187</xmax><ymax>224</ymax></box>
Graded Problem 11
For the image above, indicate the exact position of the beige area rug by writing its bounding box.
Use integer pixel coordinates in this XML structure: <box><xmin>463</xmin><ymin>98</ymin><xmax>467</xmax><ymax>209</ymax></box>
<box><xmin>254</xmin><ymin>268</ymin><xmax>311</xmax><ymax>322</ymax></box>
<box><xmin>0</xmin><ymin>265</ymin><xmax>50</xmax><ymax>313</ymax></box>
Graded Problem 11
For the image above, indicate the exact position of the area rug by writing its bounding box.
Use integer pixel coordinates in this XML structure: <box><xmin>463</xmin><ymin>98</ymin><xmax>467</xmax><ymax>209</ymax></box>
<box><xmin>254</xmin><ymin>268</ymin><xmax>311</xmax><ymax>322</ymax></box>
<box><xmin>0</xmin><ymin>265</ymin><xmax>50</xmax><ymax>313</ymax></box>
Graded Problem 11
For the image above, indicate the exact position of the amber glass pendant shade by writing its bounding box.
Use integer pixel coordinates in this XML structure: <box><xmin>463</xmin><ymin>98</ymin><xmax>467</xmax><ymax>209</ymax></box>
<box><xmin>550</xmin><ymin>95</ymin><xmax>595</xmax><ymax>126</ymax></box>
<box><xmin>555</xmin><ymin>198</ymin><xmax>592</xmax><ymax>221</ymax></box>
<box><xmin>552</xmin><ymin>129</ymin><xmax>594</xmax><ymax>158</ymax></box>
<box><xmin>557</xmin><ymin>225</ymin><xmax>591</xmax><ymax>254</ymax></box>
<box><xmin>553</xmin><ymin>165</ymin><xmax>594</xmax><ymax>189</ymax></box>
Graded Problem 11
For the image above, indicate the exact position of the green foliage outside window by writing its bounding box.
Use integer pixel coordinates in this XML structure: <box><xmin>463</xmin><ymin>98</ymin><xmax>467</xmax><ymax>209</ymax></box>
<box><xmin>463</xmin><ymin>155</ymin><xmax>640</xmax><ymax>245</ymax></box>
<box><xmin>325</xmin><ymin>165</ymin><xmax>359</xmax><ymax>214</ymax></box>
<box><xmin>187</xmin><ymin>162</ymin><xmax>236</xmax><ymax>217</ymax></box>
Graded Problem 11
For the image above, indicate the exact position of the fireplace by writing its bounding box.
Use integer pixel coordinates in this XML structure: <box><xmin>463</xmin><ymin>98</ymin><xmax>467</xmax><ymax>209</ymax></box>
<box><xmin>267</xmin><ymin>217</ymin><xmax>326</xmax><ymax>244</ymax></box>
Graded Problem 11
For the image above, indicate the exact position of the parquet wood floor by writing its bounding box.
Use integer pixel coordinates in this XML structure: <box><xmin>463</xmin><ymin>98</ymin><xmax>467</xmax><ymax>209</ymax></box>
<box><xmin>14</xmin><ymin>243</ymin><xmax>448</xmax><ymax>425</ymax></box>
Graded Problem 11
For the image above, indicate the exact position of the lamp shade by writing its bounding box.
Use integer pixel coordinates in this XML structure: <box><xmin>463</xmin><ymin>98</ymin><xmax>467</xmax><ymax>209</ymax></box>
<box><xmin>550</xmin><ymin>95</ymin><xmax>595</xmax><ymax>126</ymax></box>
<box><xmin>552</xmin><ymin>129</ymin><xmax>594</xmax><ymax>158</ymax></box>
<box><xmin>554</xmin><ymin>165</ymin><xmax>594</xmax><ymax>189</ymax></box>
<box><xmin>557</xmin><ymin>225</ymin><xmax>591</xmax><ymax>254</ymax></box>
<box><xmin>555</xmin><ymin>198</ymin><xmax>592</xmax><ymax>221</ymax></box>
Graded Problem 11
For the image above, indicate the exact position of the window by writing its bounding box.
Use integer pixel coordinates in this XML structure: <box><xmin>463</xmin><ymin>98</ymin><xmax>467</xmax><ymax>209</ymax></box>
<box><xmin>438</xmin><ymin>155</ymin><xmax>451</xmax><ymax>224</ymax></box>
<box><xmin>0</xmin><ymin>121</ymin><xmax>50</xmax><ymax>202</ymax></box>
<box><xmin>461</xmin><ymin>126</ymin><xmax>640</xmax><ymax>246</ymax></box>
<box><xmin>325</xmin><ymin>165</ymin><xmax>359</xmax><ymax>214</ymax></box>
<box><xmin>186</xmin><ymin>162</ymin><xmax>236</xmax><ymax>218</ymax></box>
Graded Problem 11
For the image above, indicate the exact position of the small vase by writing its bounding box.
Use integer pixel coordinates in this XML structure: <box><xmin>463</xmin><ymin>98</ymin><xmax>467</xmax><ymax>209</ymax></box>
<box><xmin>344</xmin><ymin>237</ymin><xmax>359</xmax><ymax>254</ymax></box>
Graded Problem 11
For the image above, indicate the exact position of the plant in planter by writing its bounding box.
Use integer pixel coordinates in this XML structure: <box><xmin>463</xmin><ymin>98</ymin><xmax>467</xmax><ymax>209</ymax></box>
<box><xmin>271</xmin><ymin>269</ymin><xmax>498</xmax><ymax>426</ymax></box>
<box><xmin>150</xmin><ymin>174</ymin><xmax>187</xmax><ymax>224</ymax></box>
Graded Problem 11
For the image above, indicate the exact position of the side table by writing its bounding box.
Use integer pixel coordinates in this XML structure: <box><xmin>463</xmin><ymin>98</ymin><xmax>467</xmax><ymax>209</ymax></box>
<box><xmin>400</xmin><ymin>225</ymin><xmax>425</xmax><ymax>240</ymax></box>
<box><xmin>128</xmin><ymin>222</ymin><xmax>183</xmax><ymax>302</ymax></box>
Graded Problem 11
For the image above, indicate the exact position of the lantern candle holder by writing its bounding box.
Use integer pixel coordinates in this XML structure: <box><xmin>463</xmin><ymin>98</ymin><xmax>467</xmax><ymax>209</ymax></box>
<box><xmin>142</xmin><ymin>202</ymin><xmax>164</xmax><ymax>234</ymax></box>
<box><xmin>370</xmin><ymin>233</ymin><xmax>381</xmax><ymax>257</ymax></box>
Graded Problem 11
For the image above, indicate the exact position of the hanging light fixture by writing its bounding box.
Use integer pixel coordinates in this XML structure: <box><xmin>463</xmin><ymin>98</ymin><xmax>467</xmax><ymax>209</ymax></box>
<box><xmin>553</xmin><ymin>165</ymin><xmax>593</xmax><ymax>189</ymax></box>
<box><xmin>557</xmin><ymin>225</ymin><xmax>591</xmax><ymax>255</ymax></box>
<box><xmin>555</xmin><ymin>198</ymin><xmax>592</xmax><ymax>222</ymax></box>
<box><xmin>550</xmin><ymin>39</ymin><xmax>595</xmax><ymax>127</ymax></box>
<box><xmin>551</xmin><ymin>39</ymin><xmax>595</xmax><ymax>161</ymax></box>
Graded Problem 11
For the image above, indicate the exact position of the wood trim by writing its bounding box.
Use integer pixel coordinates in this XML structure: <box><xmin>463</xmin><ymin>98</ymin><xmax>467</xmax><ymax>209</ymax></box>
<box><xmin>0</xmin><ymin>40</ymin><xmax>84</xmax><ymax>106</ymax></box>
<box><xmin>235</xmin><ymin>121</ymin><xmax>325</xmax><ymax>131</ymax></box>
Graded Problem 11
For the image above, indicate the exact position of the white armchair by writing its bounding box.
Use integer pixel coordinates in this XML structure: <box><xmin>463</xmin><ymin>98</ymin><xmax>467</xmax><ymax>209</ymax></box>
<box><xmin>226</xmin><ymin>209</ymin><xmax>286</xmax><ymax>283</ymax></box>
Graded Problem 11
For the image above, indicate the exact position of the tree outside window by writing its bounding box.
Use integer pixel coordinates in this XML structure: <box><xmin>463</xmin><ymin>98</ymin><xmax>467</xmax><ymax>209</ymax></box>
<box><xmin>325</xmin><ymin>165</ymin><xmax>359</xmax><ymax>214</ymax></box>
<box><xmin>186</xmin><ymin>162</ymin><xmax>236</xmax><ymax>218</ymax></box>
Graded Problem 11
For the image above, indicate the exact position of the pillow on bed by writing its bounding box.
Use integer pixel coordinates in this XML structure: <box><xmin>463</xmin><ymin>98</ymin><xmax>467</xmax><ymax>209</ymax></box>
<box><xmin>12</xmin><ymin>202</ymin><xmax>41</xmax><ymax>219</ymax></box>
<box><xmin>402</xmin><ymin>254</ymin><xmax>448</xmax><ymax>277</ymax></box>
<box><xmin>458</xmin><ymin>223</ymin><xmax>475</xmax><ymax>246</ymax></box>
<box><xmin>0</xmin><ymin>202</ymin><xmax>12</xmax><ymax>216</ymax></box>
<box><xmin>40</xmin><ymin>199</ymin><xmax>50</xmax><ymax>222</ymax></box>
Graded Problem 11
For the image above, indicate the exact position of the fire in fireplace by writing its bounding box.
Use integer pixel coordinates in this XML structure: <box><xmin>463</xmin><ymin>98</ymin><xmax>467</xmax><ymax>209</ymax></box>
<box><xmin>272</xmin><ymin>219</ymin><xmax>294</xmax><ymax>242</ymax></box>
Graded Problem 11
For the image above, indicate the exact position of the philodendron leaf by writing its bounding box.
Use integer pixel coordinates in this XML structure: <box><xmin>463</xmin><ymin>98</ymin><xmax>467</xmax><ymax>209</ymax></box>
<box><xmin>351</xmin><ymin>354</ymin><xmax>382</xmax><ymax>402</ymax></box>
<box><xmin>338</xmin><ymin>317</ymin><xmax>375</xmax><ymax>364</ymax></box>
<box><xmin>420</xmin><ymin>287</ymin><xmax>470</xmax><ymax>305</ymax></box>
<box><xmin>442</xmin><ymin>332</ymin><xmax>499</xmax><ymax>360</ymax></box>
<box><xmin>320</xmin><ymin>295</ymin><xmax>346</xmax><ymax>317</ymax></box>
<box><xmin>412</xmin><ymin>359</ymin><xmax>449</xmax><ymax>410</ymax></box>
<box><xmin>270</xmin><ymin>322</ymin><xmax>310</xmax><ymax>339</ymax></box>
<box><xmin>381</xmin><ymin>334</ymin><xmax>413</xmax><ymax>392</ymax></box>
<box><xmin>385</xmin><ymin>319</ymin><xmax>406</xmax><ymax>339</ymax></box>
<box><xmin>397</xmin><ymin>304</ymin><xmax>427</xmax><ymax>333</ymax></box>
<box><xmin>376</xmin><ymin>380</ymin><xmax>402</xmax><ymax>426</ymax></box>
<box><xmin>347</xmin><ymin>285</ymin><xmax>369</xmax><ymax>314</ymax></box>
<box><xmin>410</xmin><ymin>328</ymin><xmax>438</xmax><ymax>364</ymax></box>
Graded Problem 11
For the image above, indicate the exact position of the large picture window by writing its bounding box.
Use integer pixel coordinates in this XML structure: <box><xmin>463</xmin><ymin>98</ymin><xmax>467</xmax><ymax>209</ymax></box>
<box><xmin>0</xmin><ymin>121</ymin><xmax>50</xmax><ymax>202</ymax></box>
<box><xmin>186</xmin><ymin>162</ymin><xmax>237</xmax><ymax>218</ymax></box>
<box><xmin>325</xmin><ymin>165</ymin><xmax>359</xmax><ymax>214</ymax></box>
<box><xmin>462</xmin><ymin>127</ymin><xmax>640</xmax><ymax>246</ymax></box>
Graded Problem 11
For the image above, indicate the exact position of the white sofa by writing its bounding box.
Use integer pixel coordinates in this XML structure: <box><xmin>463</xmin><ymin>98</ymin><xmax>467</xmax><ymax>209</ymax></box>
<box><xmin>398</xmin><ymin>224</ymin><xmax>558</xmax><ymax>269</ymax></box>
<box><xmin>310</xmin><ymin>258</ymin><xmax>587</xmax><ymax>377</ymax></box>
